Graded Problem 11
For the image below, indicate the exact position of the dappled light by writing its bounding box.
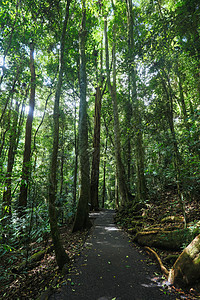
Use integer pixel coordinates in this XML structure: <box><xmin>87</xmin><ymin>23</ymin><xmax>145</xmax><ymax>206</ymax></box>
<box><xmin>104</xmin><ymin>226</ymin><xmax>119</xmax><ymax>232</ymax></box>
<box><xmin>1</xmin><ymin>0</ymin><xmax>200</xmax><ymax>298</ymax></box>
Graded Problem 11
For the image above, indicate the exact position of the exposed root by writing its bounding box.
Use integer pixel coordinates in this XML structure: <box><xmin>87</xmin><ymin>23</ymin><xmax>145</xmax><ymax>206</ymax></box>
<box><xmin>144</xmin><ymin>246</ymin><xmax>169</xmax><ymax>277</ymax></box>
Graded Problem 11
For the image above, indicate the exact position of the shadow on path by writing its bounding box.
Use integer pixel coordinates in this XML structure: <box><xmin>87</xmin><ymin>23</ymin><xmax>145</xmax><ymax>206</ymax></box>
<box><xmin>49</xmin><ymin>209</ymin><xmax>178</xmax><ymax>300</ymax></box>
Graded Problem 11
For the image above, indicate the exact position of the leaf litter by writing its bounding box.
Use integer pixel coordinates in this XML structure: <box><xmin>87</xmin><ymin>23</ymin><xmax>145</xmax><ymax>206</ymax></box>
<box><xmin>0</xmin><ymin>225</ymin><xmax>88</xmax><ymax>299</ymax></box>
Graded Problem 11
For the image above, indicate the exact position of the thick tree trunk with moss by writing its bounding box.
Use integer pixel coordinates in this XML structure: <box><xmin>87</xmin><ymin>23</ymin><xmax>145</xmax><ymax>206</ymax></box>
<box><xmin>145</xmin><ymin>234</ymin><xmax>200</xmax><ymax>287</ymax></box>
<box><xmin>169</xmin><ymin>234</ymin><xmax>200</xmax><ymax>286</ymax></box>
<box><xmin>104</xmin><ymin>18</ymin><xmax>129</xmax><ymax>205</ymax></box>
<box><xmin>18</xmin><ymin>42</ymin><xmax>35</xmax><ymax>213</ymax></box>
<box><xmin>72</xmin><ymin>1</ymin><xmax>92</xmax><ymax>232</ymax></box>
<box><xmin>48</xmin><ymin>1</ymin><xmax>71</xmax><ymax>269</ymax></box>
<box><xmin>126</xmin><ymin>0</ymin><xmax>146</xmax><ymax>203</ymax></box>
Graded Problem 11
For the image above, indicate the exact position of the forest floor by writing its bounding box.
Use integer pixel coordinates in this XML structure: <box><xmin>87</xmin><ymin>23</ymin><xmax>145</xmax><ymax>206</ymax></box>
<box><xmin>1</xmin><ymin>190</ymin><xmax>200</xmax><ymax>299</ymax></box>
<box><xmin>0</xmin><ymin>225</ymin><xmax>89</xmax><ymax>299</ymax></box>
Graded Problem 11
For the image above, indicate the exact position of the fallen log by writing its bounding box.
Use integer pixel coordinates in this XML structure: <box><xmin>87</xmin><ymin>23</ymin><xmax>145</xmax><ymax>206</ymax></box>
<box><xmin>12</xmin><ymin>245</ymin><xmax>54</xmax><ymax>273</ymax></box>
<box><xmin>134</xmin><ymin>228</ymin><xmax>200</xmax><ymax>250</ymax></box>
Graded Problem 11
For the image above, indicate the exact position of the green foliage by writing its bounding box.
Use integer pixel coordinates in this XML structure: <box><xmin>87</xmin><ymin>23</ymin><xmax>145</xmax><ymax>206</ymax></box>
<box><xmin>0</xmin><ymin>0</ymin><xmax>200</xmax><ymax>276</ymax></box>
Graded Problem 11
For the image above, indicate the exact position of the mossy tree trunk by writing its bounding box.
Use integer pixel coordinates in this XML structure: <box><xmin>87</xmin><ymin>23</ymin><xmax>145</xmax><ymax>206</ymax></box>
<box><xmin>48</xmin><ymin>0</ymin><xmax>71</xmax><ymax>269</ymax></box>
<box><xmin>169</xmin><ymin>234</ymin><xmax>200</xmax><ymax>286</ymax></box>
<box><xmin>72</xmin><ymin>0</ymin><xmax>92</xmax><ymax>232</ymax></box>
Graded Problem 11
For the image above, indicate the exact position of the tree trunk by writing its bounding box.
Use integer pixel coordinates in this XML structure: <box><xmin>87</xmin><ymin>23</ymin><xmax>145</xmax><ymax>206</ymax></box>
<box><xmin>2</xmin><ymin>101</ymin><xmax>19</xmax><ymax>217</ymax></box>
<box><xmin>115</xmin><ymin>175</ymin><xmax>119</xmax><ymax>209</ymax></box>
<box><xmin>177</xmin><ymin>72</ymin><xmax>189</xmax><ymax>131</ymax></box>
<box><xmin>169</xmin><ymin>234</ymin><xmax>200</xmax><ymax>286</ymax></box>
<box><xmin>176</xmin><ymin>68</ymin><xmax>200</xmax><ymax>158</ymax></box>
<box><xmin>159</xmin><ymin>70</ymin><xmax>186</xmax><ymax>226</ymax></box>
<box><xmin>125</xmin><ymin>99</ymin><xmax>132</xmax><ymax>190</ymax></box>
<box><xmin>0</xmin><ymin>70</ymin><xmax>21</xmax><ymax>174</ymax></box>
<box><xmin>72</xmin><ymin>0</ymin><xmax>92</xmax><ymax>232</ymax></box>
<box><xmin>104</xmin><ymin>18</ymin><xmax>129</xmax><ymax>205</ymax></box>
<box><xmin>59</xmin><ymin>125</ymin><xmax>65</xmax><ymax>200</ymax></box>
<box><xmin>0</xmin><ymin>123</ymin><xmax>9</xmax><ymax>173</ymax></box>
<box><xmin>48</xmin><ymin>1</ymin><xmax>71</xmax><ymax>269</ymax></box>
<box><xmin>90</xmin><ymin>36</ymin><xmax>104</xmax><ymax>211</ymax></box>
<box><xmin>134</xmin><ymin>227</ymin><xmax>198</xmax><ymax>251</ymax></box>
<box><xmin>18</xmin><ymin>42</ymin><xmax>35</xmax><ymax>213</ymax></box>
<box><xmin>145</xmin><ymin>234</ymin><xmax>200</xmax><ymax>287</ymax></box>
<box><xmin>0</xmin><ymin>66</ymin><xmax>19</xmax><ymax>125</ymax></box>
<box><xmin>102</xmin><ymin>138</ymin><xmax>107</xmax><ymax>209</ymax></box>
<box><xmin>126</xmin><ymin>0</ymin><xmax>146</xmax><ymax>203</ymax></box>
<box><xmin>73</xmin><ymin>101</ymin><xmax>78</xmax><ymax>207</ymax></box>
<box><xmin>90</xmin><ymin>87</ymin><xmax>101</xmax><ymax>210</ymax></box>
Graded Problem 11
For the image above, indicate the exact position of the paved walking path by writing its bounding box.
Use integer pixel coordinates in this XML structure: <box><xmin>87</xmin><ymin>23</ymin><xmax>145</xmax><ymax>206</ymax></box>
<box><xmin>49</xmin><ymin>210</ymin><xmax>178</xmax><ymax>300</ymax></box>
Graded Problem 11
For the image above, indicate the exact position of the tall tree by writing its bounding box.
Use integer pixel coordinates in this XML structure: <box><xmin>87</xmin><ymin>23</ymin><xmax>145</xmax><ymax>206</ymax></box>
<box><xmin>72</xmin><ymin>0</ymin><xmax>92</xmax><ymax>232</ymax></box>
<box><xmin>126</xmin><ymin>0</ymin><xmax>146</xmax><ymax>203</ymax></box>
<box><xmin>102</xmin><ymin>137</ymin><xmax>107</xmax><ymax>209</ymax></box>
<box><xmin>73</xmin><ymin>96</ymin><xmax>78</xmax><ymax>206</ymax></box>
<box><xmin>18</xmin><ymin>42</ymin><xmax>36</xmax><ymax>213</ymax></box>
<box><xmin>2</xmin><ymin>101</ymin><xmax>19</xmax><ymax>217</ymax></box>
<box><xmin>90</xmin><ymin>86</ymin><xmax>102</xmax><ymax>210</ymax></box>
<box><xmin>48</xmin><ymin>0</ymin><xmax>71</xmax><ymax>269</ymax></box>
<box><xmin>104</xmin><ymin>12</ymin><xmax>130</xmax><ymax>205</ymax></box>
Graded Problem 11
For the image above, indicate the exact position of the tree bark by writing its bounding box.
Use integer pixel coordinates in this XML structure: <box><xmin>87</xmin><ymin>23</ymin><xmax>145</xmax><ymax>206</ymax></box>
<box><xmin>169</xmin><ymin>234</ymin><xmax>200</xmax><ymax>286</ymax></box>
<box><xmin>2</xmin><ymin>101</ymin><xmax>19</xmax><ymax>217</ymax></box>
<box><xmin>73</xmin><ymin>101</ymin><xmax>78</xmax><ymax>207</ymax></box>
<box><xmin>0</xmin><ymin>123</ymin><xmax>9</xmax><ymax>171</ymax></box>
<box><xmin>115</xmin><ymin>175</ymin><xmax>119</xmax><ymax>209</ymax></box>
<box><xmin>102</xmin><ymin>138</ymin><xmax>107</xmax><ymax>209</ymax></box>
<box><xmin>104</xmin><ymin>18</ymin><xmax>129</xmax><ymax>205</ymax></box>
<box><xmin>90</xmin><ymin>87</ymin><xmax>101</xmax><ymax>210</ymax></box>
<box><xmin>48</xmin><ymin>0</ymin><xmax>71</xmax><ymax>269</ymax></box>
<box><xmin>18</xmin><ymin>42</ymin><xmax>35</xmax><ymax>213</ymax></box>
<box><xmin>126</xmin><ymin>0</ymin><xmax>146</xmax><ymax>203</ymax></box>
<box><xmin>0</xmin><ymin>67</ymin><xmax>19</xmax><ymax>125</ymax></box>
<box><xmin>72</xmin><ymin>0</ymin><xmax>92</xmax><ymax>232</ymax></box>
<box><xmin>159</xmin><ymin>70</ymin><xmax>186</xmax><ymax>226</ymax></box>
<box><xmin>134</xmin><ymin>227</ymin><xmax>198</xmax><ymax>251</ymax></box>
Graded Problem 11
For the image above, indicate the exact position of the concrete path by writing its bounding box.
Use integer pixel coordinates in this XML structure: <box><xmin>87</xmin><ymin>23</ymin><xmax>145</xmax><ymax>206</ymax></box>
<box><xmin>49</xmin><ymin>210</ymin><xmax>178</xmax><ymax>300</ymax></box>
